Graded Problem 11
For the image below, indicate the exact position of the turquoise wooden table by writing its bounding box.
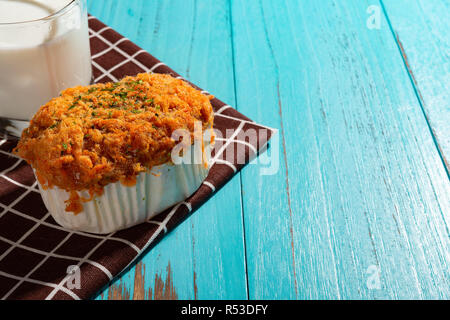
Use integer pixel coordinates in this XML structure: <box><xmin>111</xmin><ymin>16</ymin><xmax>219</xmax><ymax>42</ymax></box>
<box><xmin>89</xmin><ymin>0</ymin><xmax>450</xmax><ymax>300</ymax></box>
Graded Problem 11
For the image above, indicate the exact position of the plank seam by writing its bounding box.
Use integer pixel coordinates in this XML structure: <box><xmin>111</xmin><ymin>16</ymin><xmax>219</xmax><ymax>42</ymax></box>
<box><xmin>258</xmin><ymin>0</ymin><xmax>299</xmax><ymax>299</ymax></box>
<box><xmin>228</xmin><ymin>0</ymin><xmax>250</xmax><ymax>300</ymax></box>
<box><xmin>379</xmin><ymin>0</ymin><xmax>450</xmax><ymax>180</ymax></box>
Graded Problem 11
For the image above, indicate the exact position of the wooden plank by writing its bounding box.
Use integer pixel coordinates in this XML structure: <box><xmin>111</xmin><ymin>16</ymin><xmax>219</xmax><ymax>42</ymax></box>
<box><xmin>88</xmin><ymin>0</ymin><xmax>248</xmax><ymax>300</ymax></box>
<box><xmin>381</xmin><ymin>0</ymin><xmax>450</xmax><ymax>171</ymax></box>
<box><xmin>232</xmin><ymin>0</ymin><xmax>450</xmax><ymax>299</ymax></box>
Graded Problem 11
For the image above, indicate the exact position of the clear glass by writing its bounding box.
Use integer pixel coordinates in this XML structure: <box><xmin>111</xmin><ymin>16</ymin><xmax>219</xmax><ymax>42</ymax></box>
<box><xmin>0</xmin><ymin>0</ymin><xmax>92</xmax><ymax>136</ymax></box>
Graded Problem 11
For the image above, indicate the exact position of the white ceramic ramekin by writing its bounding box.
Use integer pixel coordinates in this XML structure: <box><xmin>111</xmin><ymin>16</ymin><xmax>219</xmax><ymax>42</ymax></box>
<box><xmin>37</xmin><ymin>144</ymin><xmax>210</xmax><ymax>234</ymax></box>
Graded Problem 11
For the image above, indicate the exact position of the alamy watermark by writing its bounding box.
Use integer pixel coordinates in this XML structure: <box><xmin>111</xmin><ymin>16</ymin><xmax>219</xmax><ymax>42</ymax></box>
<box><xmin>366</xmin><ymin>265</ymin><xmax>381</xmax><ymax>290</ymax></box>
<box><xmin>366</xmin><ymin>5</ymin><xmax>381</xmax><ymax>30</ymax></box>
<box><xmin>170</xmin><ymin>121</ymin><xmax>279</xmax><ymax>176</ymax></box>
<box><xmin>67</xmin><ymin>265</ymin><xmax>81</xmax><ymax>290</ymax></box>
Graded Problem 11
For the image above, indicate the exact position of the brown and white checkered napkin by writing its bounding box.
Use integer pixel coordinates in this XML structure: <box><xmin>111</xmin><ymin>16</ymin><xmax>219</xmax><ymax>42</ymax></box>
<box><xmin>0</xmin><ymin>16</ymin><xmax>274</xmax><ymax>300</ymax></box>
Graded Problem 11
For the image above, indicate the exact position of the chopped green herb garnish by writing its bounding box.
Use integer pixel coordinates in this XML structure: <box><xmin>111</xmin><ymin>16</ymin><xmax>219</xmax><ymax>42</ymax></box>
<box><xmin>62</xmin><ymin>143</ymin><xmax>68</xmax><ymax>150</ymax></box>
<box><xmin>49</xmin><ymin>121</ymin><xmax>60</xmax><ymax>129</ymax></box>
<box><xmin>116</xmin><ymin>92</ymin><xmax>128</xmax><ymax>100</ymax></box>
<box><xmin>131</xmin><ymin>109</ymin><xmax>143</xmax><ymax>114</ymax></box>
<box><xmin>91</xmin><ymin>111</ymin><xmax>97</xmax><ymax>117</ymax></box>
<box><xmin>68</xmin><ymin>95</ymin><xmax>82</xmax><ymax>110</ymax></box>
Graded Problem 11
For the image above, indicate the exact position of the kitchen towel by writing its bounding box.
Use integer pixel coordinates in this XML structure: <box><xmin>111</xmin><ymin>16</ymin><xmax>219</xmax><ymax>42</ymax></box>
<box><xmin>0</xmin><ymin>16</ymin><xmax>274</xmax><ymax>300</ymax></box>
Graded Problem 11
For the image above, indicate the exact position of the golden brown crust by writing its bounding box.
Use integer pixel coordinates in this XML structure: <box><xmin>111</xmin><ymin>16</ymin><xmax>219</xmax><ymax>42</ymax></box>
<box><xmin>14</xmin><ymin>73</ymin><xmax>214</xmax><ymax>198</ymax></box>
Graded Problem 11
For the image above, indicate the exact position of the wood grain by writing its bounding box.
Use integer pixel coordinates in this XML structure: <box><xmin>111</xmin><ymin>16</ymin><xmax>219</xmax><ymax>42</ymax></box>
<box><xmin>382</xmin><ymin>0</ymin><xmax>450</xmax><ymax>172</ymax></box>
<box><xmin>131</xmin><ymin>262</ymin><xmax>178</xmax><ymax>300</ymax></box>
<box><xmin>232</xmin><ymin>0</ymin><xmax>450</xmax><ymax>299</ymax></box>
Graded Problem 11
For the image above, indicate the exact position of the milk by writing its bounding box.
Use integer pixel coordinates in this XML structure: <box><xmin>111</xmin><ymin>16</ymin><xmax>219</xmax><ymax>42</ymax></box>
<box><xmin>0</xmin><ymin>0</ymin><xmax>92</xmax><ymax>121</ymax></box>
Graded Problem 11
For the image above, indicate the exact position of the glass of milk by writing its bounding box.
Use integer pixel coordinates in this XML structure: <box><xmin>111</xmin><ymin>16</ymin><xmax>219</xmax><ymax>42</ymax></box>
<box><xmin>0</xmin><ymin>0</ymin><xmax>92</xmax><ymax>136</ymax></box>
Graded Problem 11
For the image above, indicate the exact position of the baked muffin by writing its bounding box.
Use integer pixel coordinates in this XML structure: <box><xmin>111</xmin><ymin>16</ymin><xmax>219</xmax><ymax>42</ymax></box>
<box><xmin>14</xmin><ymin>73</ymin><xmax>214</xmax><ymax>234</ymax></box>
